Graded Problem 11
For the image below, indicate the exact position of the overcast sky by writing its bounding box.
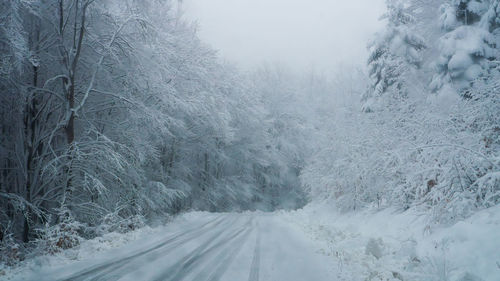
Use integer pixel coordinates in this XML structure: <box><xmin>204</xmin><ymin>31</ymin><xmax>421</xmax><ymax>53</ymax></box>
<box><xmin>182</xmin><ymin>0</ymin><xmax>386</xmax><ymax>71</ymax></box>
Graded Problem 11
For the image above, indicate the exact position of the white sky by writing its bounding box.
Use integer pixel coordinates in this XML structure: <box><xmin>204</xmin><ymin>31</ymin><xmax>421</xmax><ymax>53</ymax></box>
<box><xmin>182</xmin><ymin>0</ymin><xmax>386</xmax><ymax>71</ymax></box>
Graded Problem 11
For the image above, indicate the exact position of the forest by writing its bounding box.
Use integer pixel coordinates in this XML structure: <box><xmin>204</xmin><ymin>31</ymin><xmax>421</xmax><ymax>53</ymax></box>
<box><xmin>0</xmin><ymin>0</ymin><xmax>499</xmax><ymax>280</ymax></box>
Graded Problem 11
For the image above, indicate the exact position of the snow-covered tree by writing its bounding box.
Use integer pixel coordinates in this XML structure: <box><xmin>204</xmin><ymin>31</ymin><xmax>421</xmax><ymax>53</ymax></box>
<box><xmin>303</xmin><ymin>0</ymin><xmax>499</xmax><ymax>223</ymax></box>
<box><xmin>431</xmin><ymin>0</ymin><xmax>500</xmax><ymax>92</ymax></box>
<box><xmin>0</xmin><ymin>0</ymin><xmax>310</xmax><ymax>255</ymax></box>
<box><xmin>363</xmin><ymin>0</ymin><xmax>426</xmax><ymax>112</ymax></box>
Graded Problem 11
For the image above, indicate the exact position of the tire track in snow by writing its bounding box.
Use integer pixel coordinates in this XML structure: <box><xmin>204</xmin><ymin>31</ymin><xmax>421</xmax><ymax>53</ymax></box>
<box><xmin>248</xmin><ymin>227</ymin><xmax>261</xmax><ymax>281</ymax></box>
<box><xmin>205</xmin><ymin>228</ymin><xmax>252</xmax><ymax>281</ymax></box>
<box><xmin>153</xmin><ymin>216</ymin><xmax>253</xmax><ymax>281</ymax></box>
<box><xmin>63</xmin><ymin>215</ymin><xmax>228</xmax><ymax>281</ymax></box>
<box><xmin>190</xmin><ymin>217</ymin><xmax>254</xmax><ymax>281</ymax></box>
<box><xmin>94</xmin><ymin>216</ymin><xmax>237</xmax><ymax>281</ymax></box>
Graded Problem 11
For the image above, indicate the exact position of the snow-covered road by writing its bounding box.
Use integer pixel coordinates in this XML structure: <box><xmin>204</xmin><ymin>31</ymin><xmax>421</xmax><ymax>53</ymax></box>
<box><xmin>28</xmin><ymin>213</ymin><xmax>337</xmax><ymax>281</ymax></box>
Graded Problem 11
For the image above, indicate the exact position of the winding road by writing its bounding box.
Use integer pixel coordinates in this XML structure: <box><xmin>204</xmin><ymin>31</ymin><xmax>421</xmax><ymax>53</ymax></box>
<box><xmin>29</xmin><ymin>213</ymin><xmax>337</xmax><ymax>281</ymax></box>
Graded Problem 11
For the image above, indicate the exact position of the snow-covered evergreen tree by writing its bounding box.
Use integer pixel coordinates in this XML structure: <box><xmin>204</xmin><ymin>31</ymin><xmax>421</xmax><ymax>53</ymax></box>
<box><xmin>431</xmin><ymin>0</ymin><xmax>500</xmax><ymax>92</ymax></box>
<box><xmin>363</xmin><ymin>0</ymin><xmax>426</xmax><ymax>112</ymax></box>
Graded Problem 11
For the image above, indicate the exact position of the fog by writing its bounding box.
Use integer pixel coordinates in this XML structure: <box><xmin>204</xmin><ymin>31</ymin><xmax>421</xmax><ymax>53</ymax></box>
<box><xmin>3</xmin><ymin>2</ymin><xmax>499</xmax><ymax>280</ymax></box>
<box><xmin>182</xmin><ymin>0</ymin><xmax>386</xmax><ymax>71</ymax></box>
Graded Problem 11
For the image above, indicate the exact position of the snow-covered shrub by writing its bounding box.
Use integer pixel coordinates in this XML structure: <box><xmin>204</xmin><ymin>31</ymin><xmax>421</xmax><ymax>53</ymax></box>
<box><xmin>365</xmin><ymin>238</ymin><xmax>385</xmax><ymax>259</ymax></box>
<box><xmin>96</xmin><ymin>212</ymin><xmax>146</xmax><ymax>236</ymax></box>
<box><xmin>0</xmin><ymin>233</ymin><xmax>24</xmax><ymax>266</ymax></box>
<box><xmin>36</xmin><ymin>209</ymin><xmax>83</xmax><ymax>255</ymax></box>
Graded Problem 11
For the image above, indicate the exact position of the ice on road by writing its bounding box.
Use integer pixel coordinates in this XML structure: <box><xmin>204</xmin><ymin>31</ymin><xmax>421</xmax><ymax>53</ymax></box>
<box><xmin>26</xmin><ymin>213</ymin><xmax>337</xmax><ymax>281</ymax></box>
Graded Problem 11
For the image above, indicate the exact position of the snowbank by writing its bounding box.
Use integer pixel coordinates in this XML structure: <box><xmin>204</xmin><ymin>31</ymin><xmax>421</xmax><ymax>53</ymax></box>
<box><xmin>283</xmin><ymin>202</ymin><xmax>500</xmax><ymax>281</ymax></box>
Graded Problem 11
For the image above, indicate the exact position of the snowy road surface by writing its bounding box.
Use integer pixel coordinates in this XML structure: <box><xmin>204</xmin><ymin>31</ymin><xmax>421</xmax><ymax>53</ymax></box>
<box><xmin>27</xmin><ymin>213</ymin><xmax>337</xmax><ymax>281</ymax></box>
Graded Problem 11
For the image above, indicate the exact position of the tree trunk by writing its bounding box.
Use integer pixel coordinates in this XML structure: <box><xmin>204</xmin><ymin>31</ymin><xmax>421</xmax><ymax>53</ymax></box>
<box><xmin>23</xmin><ymin>46</ymin><xmax>39</xmax><ymax>243</ymax></box>
<box><xmin>65</xmin><ymin>79</ymin><xmax>75</xmax><ymax>145</ymax></box>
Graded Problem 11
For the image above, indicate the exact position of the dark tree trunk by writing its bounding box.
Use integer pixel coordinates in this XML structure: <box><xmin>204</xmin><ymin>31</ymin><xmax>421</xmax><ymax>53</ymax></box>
<box><xmin>23</xmin><ymin>56</ymin><xmax>39</xmax><ymax>243</ymax></box>
<box><xmin>65</xmin><ymin>79</ymin><xmax>75</xmax><ymax>145</ymax></box>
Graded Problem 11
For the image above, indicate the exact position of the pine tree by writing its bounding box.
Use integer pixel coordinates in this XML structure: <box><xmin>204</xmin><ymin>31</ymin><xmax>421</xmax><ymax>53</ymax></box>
<box><xmin>363</xmin><ymin>0</ymin><xmax>426</xmax><ymax>112</ymax></box>
<box><xmin>430</xmin><ymin>0</ymin><xmax>500</xmax><ymax>93</ymax></box>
